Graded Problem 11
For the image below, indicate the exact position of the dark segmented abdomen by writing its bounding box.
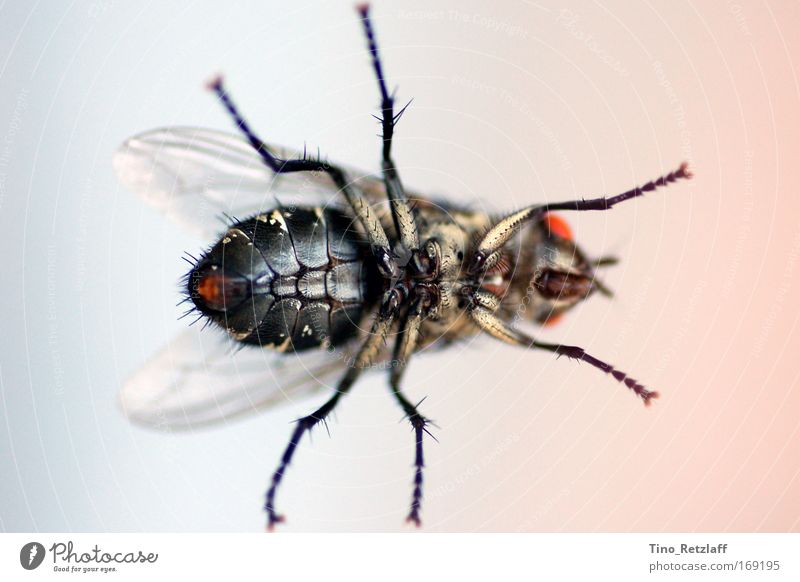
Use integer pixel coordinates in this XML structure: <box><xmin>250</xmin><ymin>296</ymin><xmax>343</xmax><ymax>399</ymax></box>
<box><xmin>235</xmin><ymin>207</ymin><xmax>374</xmax><ymax>352</ymax></box>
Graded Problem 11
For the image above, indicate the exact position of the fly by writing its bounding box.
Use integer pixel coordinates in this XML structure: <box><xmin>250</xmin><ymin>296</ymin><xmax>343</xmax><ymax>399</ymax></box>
<box><xmin>113</xmin><ymin>5</ymin><xmax>692</xmax><ymax>529</ymax></box>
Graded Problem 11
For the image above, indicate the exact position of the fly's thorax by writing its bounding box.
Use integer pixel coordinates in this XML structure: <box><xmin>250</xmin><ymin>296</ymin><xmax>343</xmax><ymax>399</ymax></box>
<box><xmin>416</xmin><ymin>220</ymin><xmax>472</xmax><ymax>321</ymax></box>
<box><xmin>186</xmin><ymin>206</ymin><xmax>377</xmax><ymax>350</ymax></box>
<box><xmin>424</xmin><ymin>221</ymin><xmax>470</xmax><ymax>278</ymax></box>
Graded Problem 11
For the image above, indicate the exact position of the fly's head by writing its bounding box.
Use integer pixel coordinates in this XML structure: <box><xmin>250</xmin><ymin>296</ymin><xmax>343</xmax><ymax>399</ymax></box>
<box><xmin>462</xmin><ymin>213</ymin><xmax>613</xmax><ymax>326</ymax></box>
<box><xmin>182</xmin><ymin>227</ymin><xmax>272</xmax><ymax>339</ymax></box>
<box><xmin>529</xmin><ymin>236</ymin><xmax>598</xmax><ymax>325</ymax></box>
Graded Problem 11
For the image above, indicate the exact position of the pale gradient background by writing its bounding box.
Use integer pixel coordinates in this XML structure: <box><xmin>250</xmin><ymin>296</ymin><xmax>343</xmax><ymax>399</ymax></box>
<box><xmin>1</xmin><ymin>0</ymin><xmax>799</xmax><ymax>532</ymax></box>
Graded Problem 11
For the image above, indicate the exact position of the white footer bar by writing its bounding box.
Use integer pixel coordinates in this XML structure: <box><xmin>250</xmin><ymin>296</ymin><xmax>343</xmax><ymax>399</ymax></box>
<box><xmin>1</xmin><ymin>533</ymin><xmax>797</xmax><ymax>581</ymax></box>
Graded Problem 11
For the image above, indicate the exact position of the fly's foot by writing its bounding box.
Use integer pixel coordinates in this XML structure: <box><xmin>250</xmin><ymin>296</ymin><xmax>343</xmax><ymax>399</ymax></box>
<box><xmin>266</xmin><ymin>512</ymin><xmax>285</xmax><ymax>532</ymax></box>
<box><xmin>403</xmin><ymin>408</ymin><xmax>436</xmax><ymax>527</ymax></box>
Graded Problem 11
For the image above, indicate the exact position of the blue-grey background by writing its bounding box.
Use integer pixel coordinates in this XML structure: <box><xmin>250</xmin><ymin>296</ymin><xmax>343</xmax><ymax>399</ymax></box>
<box><xmin>2</xmin><ymin>0</ymin><xmax>799</xmax><ymax>532</ymax></box>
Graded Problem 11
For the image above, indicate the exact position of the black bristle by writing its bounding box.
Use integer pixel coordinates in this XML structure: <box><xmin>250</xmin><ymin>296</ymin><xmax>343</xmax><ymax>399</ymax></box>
<box><xmin>178</xmin><ymin>307</ymin><xmax>197</xmax><ymax>321</ymax></box>
<box><xmin>188</xmin><ymin>314</ymin><xmax>204</xmax><ymax>327</ymax></box>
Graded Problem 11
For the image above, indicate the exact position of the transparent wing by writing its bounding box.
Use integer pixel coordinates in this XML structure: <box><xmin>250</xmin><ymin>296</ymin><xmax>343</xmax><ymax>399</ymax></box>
<box><xmin>113</xmin><ymin>126</ymin><xmax>390</xmax><ymax>238</ymax></box>
<box><xmin>120</xmin><ymin>326</ymin><xmax>361</xmax><ymax>430</ymax></box>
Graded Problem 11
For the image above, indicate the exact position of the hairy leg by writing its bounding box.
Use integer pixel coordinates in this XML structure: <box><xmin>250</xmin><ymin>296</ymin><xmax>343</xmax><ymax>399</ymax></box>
<box><xmin>470</xmin><ymin>163</ymin><xmax>692</xmax><ymax>274</ymax></box>
<box><xmin>388</xmin><ymin>300</ymin><xmax>434</xmax><ymax>525</ymax></box>
<box><xmin>264</xmin><ymin>314</ymin><xmax>394</xmax><ymax>529</ymax></box>
<box><xmin>469</xmin><ymin>291</ymin><xmax>658</xmax><ymax>406</ymax></box>
<box><xmin>357</xmin><ymin>5</ymin><xmax>419</xmax><ymax>255</ymax></box>
<box><xmin>209</xmin><ymin>76</ymin><xmax>400</xmax><ymax>278</ymax></box>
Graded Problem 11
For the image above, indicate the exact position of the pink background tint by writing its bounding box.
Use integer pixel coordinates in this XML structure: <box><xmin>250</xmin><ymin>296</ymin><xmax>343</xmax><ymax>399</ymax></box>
<box><xmin>328</xmin><ymin>0</ymin><xmax>800</xmax><ymax>532</ymax></box>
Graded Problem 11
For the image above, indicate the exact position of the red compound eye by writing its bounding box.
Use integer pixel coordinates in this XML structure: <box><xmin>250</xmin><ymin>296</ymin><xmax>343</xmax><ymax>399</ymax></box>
<box><xmin>543</xmin><ymin>213</ymin><xmax>573</xmax><ymax>241</ymax></box>
<box><xmin>542</xmin><ymin>313</ymin><xmax>564</xmax><ymax>327</ymax></box>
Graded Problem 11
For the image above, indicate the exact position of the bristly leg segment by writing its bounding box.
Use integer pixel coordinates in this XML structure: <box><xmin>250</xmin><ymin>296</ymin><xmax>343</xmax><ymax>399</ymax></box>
<box><xmin>468</xmin><ymin>300</ymin><xmax>660</xmax><ymax>406</ymax></box>
<box><xmin>389</xmin><ymin>297</ymin><xmax>436</xmax><ymax>525</ymax></box>
<box><xmin>264</xmin><ymin>315</ymin><xmax>394</xmax><ymax>529</ymax></box>
<box><xmin>208</xmin><ymin>75</ymin><xmax>400</xmax><ymax>280</ymax></box>
<box><xmin>359</xmin><ymin>4</ymin><xmax>437</xmax><ymax>524</ymax></box>
<box><xmin>469</xmin><ymin>163</ymin><xmax>692</xmax><ymax>274</ymax></box>
<box><xmin>357</xmin><ymin>4</ymin><xmax>419</xmax><ymax>254</ymax></box>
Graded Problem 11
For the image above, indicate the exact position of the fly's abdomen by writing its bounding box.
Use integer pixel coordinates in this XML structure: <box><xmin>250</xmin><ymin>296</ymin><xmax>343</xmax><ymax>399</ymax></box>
<box><xmin>234</xmin><ymin>207</ymin><xmax>374</xmax><ymax>352</ymax></box>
